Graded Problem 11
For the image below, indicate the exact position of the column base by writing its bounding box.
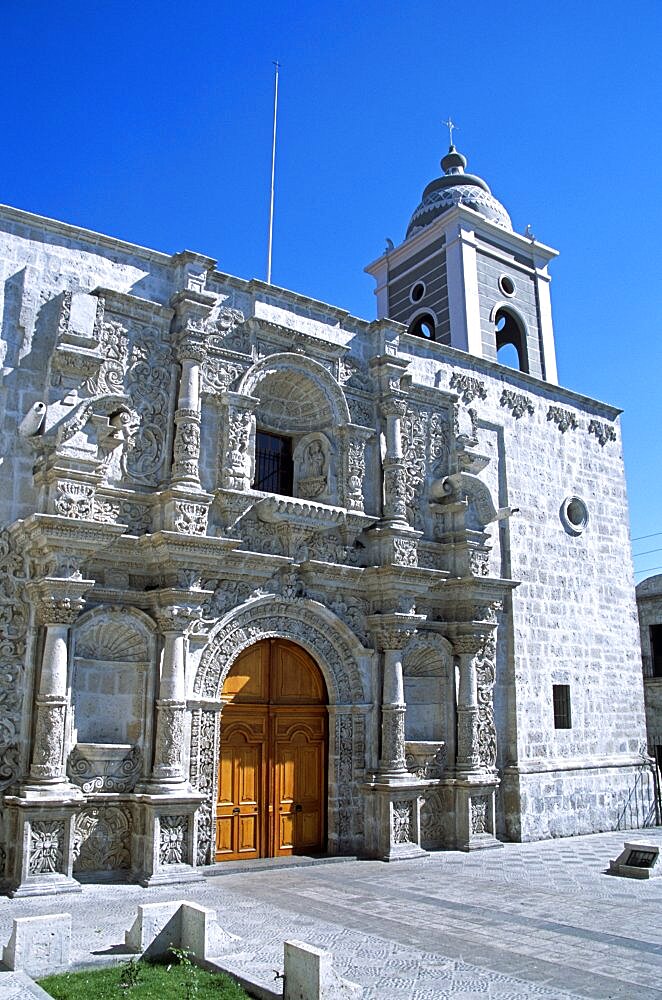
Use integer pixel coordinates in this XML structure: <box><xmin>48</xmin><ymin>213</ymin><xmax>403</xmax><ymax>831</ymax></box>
<box><xmin>9</xmin><ymin>873</ymin><xmax>82</xmax><ymax>898</ymax></box>
<box><xmin>137</xmin><ymin>864</ymin><xmax>205</xmax><ymax>888</ymax></box>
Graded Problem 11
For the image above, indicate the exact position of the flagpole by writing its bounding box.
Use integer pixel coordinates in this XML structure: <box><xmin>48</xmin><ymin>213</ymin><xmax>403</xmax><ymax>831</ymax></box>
<box><xmin>266</xmin><ymin>60</ymin><xmax>280</xmax><ymax>285</ymax></box>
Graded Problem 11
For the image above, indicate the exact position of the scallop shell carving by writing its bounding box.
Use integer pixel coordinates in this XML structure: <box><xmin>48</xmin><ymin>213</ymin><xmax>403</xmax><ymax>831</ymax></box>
<box><xmin>75</xmin><ymin>619</ymin><xmax>149</xmax><ymax>661</ymax></box>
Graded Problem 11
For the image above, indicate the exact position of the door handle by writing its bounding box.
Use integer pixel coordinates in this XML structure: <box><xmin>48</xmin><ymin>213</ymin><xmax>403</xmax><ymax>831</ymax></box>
<box><xmin>294</xmin><ymin>804</ymin><xmax>303</xmax><ymax>813</ymax></box>
<box><xmin>232</xmin><ymin>807</ymin><xmax>240</xmax><ymax>814</ymax></box>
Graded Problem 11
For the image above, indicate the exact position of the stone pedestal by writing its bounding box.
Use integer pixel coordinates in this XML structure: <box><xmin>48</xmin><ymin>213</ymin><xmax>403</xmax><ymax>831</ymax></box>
<box><xmin>132</xmin><ymin>795</ymin><xmax>205</xmax><ymax>887</ymax></box>
<box><xmin>452</xmin><ymin>780</ymin><xmax>502</xmax><ymax>851</ymax></box>
<box><xmin>369</xmin><ymin>783</ymin><xmax>428</xmax><ymax>862</ymax></box>
<box><xmin>3</xmin><ymin>798</ymin><xmax>82</xmax><ymax>897</ymax></box>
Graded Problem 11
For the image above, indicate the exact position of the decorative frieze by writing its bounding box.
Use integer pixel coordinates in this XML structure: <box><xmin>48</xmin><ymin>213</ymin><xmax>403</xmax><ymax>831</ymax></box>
<box><xmin>450</xmin><ymin>372</ymin><xmax>487</xmax><ymax>404</ymax></box>
<box><xmin>500</xmin><ymin>388</ymin><xmax>534</xmax><ymax>419</ymax></box>
<box><xmin>547</xmin><ymin>405</ymin><xmax>578</xmax><ymax>433</ymax></box>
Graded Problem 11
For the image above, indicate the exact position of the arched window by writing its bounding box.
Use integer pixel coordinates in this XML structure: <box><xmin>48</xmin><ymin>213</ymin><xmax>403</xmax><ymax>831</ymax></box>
<box><xmin>494</xmin><ymin>307</ymin><xmax>528</xmax><ymax>373</ymax></box>
<box><xmin>408</xmin><ymin>312</ymin><xmax>436</xmax><ymax>341</ymax></box>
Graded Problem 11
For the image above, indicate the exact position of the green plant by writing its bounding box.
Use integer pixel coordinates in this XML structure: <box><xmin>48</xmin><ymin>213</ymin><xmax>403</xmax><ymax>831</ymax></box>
<box><xmin>167</xmin><ymin>946</ymin><xmax>198</xmax><ymax>1000</ymax></box>
<box><xmin>118</xmin><ymin>958</ymin><xmax>141</xmax><ymax>991</ymax></box>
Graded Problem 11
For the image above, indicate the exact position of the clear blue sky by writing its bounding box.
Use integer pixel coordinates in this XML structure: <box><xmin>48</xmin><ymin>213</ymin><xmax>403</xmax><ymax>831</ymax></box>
<box><xmin>3</xmin><ymin>1</ymin><xmax>661</xmax><ymax>576</ymax></box>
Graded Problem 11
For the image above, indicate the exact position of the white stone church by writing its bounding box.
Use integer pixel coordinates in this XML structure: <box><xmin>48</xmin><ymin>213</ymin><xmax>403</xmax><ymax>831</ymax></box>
<box><xmin>0</xmin><ymin>143</ymin><xmax>652</xmax><ymax>896</ymax></box>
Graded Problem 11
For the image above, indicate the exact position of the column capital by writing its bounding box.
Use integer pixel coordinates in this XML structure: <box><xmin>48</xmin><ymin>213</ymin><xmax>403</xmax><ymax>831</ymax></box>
<box><xmin>367</xmin><ymin>613</ymin><xmax>425</xmax><ymax>651</ymax></box>
<box><xmin>27</xmin><ymin>577</ymin><xmax>93</xmax><ymax>626</ymax></box>
<box><xmin>380</xmin><ymin>394</ymin><xmax>407</xmax><ymax>420</ymax></box>
<box><xmin>152</xmin><ymin>589</ymin><xmax>207</xmax><ymax>635</ymax></box>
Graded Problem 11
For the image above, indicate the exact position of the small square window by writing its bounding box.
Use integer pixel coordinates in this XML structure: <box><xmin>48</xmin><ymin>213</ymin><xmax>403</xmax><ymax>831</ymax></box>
<box><xmin>552</xmin><ymin>684</ymin><xmax>572</xmax><ymax>730</ymax></box>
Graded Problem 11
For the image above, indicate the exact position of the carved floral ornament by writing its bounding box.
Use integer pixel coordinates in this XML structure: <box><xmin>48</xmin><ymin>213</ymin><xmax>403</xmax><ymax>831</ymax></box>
<box><xmin>450</xmin><ymin>372</ymin><xmax>487</xmax><ymax>404</ymax></box>
<box><xmin>547</xmin><ymin>405</ymin><xmax>578</xmax><ymax>433</ymax></box>
<box><xmin>588</xmin><ymin>418</ymin><xmax>617</xmax><ymax>446</ymax></box>
<box><xmin>500</xmin><ymin>388</ymin><xmax>534</xmax><ymax>419</ymax></box>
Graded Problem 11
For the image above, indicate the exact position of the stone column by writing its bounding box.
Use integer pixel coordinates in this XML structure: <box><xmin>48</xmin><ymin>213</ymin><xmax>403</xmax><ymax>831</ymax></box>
<box><xmin>380</xmin><ymin>396</ymin><xmax>408</xmax><ymax>524</ymax></box>
<box><xmin>448</xmin><ymin>627</ymin><xmax>502</xmax><ymax>851</ymax></box>
<box><xmin>150</xmin><ymin>606</ymin><xmax>194</xmax><ymax>791</ymax></box>
<box><xmin>26</xmin><ymin>580</ymin><xmax>90</xmax><ymax>792</ymax></box>
<box><xmin>453</xmin><ymin>635</ymin><xmax>483</xmax><ymax>776</ymax></box>
<box><xmin>171</xmin><ymin>342</ymin><xmax>205</xmax><ymax>488</ymax></box>
<box><xmin>366</xmin><ymin>614</ymin><xmax>427</xmax><ymax>862</ymax></box>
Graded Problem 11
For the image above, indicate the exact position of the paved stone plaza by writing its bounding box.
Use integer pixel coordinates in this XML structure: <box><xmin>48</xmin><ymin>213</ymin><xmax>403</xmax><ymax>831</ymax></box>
<box><xmin>1</xmin><ymin>828</ymin><xmax>661</xmax><ymax>999</ymax></box>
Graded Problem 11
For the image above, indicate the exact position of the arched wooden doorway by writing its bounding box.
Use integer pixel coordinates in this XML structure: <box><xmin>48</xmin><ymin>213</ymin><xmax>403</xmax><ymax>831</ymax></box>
<box><xmin>215</xmin><ymin>639</ymin><xmax>328</xmax><ymax>862</ymax></box>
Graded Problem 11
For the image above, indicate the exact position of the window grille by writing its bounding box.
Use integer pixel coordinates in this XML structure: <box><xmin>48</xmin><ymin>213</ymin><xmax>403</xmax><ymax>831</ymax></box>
<box><xmin>253</xmin><ymin>430</ymin><xmax>293</xmax><ymax>495</ymax></box>
<box><xmin>552</xmin><ymin>684</ymin><xmax>572</xmax><ymax>729</ymax></box>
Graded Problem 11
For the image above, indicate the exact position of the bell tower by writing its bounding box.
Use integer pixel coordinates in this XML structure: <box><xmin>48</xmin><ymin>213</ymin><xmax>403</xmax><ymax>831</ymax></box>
<box><xmin>365</xmin><ymin>143</ymin><xmax>559</xmax><ymax>384</ymax></box>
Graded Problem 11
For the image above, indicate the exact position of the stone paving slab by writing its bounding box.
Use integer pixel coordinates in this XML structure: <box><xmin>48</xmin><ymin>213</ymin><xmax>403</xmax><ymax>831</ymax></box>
<box><xmin>0</xmin><ymin>970</ymin><xmax>53</xmax><ymax>998</ymax></box>
<box><xmin>0</xmin><ymin>828</ymin><xmax>660</xmax><ymax>999</ymax></box>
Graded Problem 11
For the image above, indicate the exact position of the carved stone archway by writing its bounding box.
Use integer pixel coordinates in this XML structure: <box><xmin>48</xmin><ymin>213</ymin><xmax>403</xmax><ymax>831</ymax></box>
<box><xmin>190</xmin><ymin>596</ymin><xmax>371</xmax><ymax>864</ymax></box>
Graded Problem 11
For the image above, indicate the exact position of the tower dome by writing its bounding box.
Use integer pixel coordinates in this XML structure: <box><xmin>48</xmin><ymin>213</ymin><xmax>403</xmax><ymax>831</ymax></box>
<box><xmin>406</xmin><ymin>146</ymin><xmax>512</xmax><ymax>238</ymax></box>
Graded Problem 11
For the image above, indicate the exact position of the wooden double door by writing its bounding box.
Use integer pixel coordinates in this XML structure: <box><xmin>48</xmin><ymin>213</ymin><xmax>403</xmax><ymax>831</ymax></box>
<box><xmin>215</xmin><ymin>639</ymin><xmax>328</xmax><ymax>862</ymax></box>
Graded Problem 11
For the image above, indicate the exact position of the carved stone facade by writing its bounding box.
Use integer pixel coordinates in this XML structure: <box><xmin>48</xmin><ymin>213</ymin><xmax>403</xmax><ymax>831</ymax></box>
<box><xmin>0</xmin><ymin>164</ymin><xmax>650</xmax><ymax>893</ymax></box>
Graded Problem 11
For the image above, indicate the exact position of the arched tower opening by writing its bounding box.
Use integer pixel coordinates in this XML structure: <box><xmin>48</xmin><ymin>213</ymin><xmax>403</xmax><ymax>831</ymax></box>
<box><xmin>495</xmin><ymin>307</ymin><xmax>529</xmax><ymax>373</ymax></box>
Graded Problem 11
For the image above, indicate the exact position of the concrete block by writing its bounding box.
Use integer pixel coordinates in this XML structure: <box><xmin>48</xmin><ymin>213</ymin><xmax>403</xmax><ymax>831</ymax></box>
<box><xmin>125</xmin><ymin>900</ymin><xmax>183</xmax><ymax>958</ymax></box>
<box><xmin>125</xmin><ymin>899</ymin><xmax>239</xmax><ymax>960</ymax></box>
<box><xmin>284</xmin><ymin>939</ymin><xmax>362</xmax><ymax>999</ymax></box>
<box><xmin>609</xmin><ymin>840</ymin><xmax>661</xmax><ymax>879</ymax></box>
<box><xmin>2</xmin><ymin>913</ymin><xmax>71</xmax><ymax>977</ymax></box>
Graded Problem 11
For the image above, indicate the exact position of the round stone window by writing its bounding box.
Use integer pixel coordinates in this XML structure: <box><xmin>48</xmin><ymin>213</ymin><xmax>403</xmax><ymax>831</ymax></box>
<box><xmin>499</xmin><ymin>274</ymin><xmax>516</xmax><ymax>297</ymax></box>
<box><xmin>560</xmin><ymin>496</ymin><xmax>589</xmax><ymax>536</ymax></box>
<box><xmin>410</xmin><ymin>281</ymin><xmax>426</xmax><ymax>303</ymax></box>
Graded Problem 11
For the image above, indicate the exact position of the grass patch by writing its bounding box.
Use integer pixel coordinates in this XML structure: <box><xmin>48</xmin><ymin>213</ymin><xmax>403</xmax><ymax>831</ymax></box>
<box><xmin>37</xmin><ymin>950</ymin><xmax>249</xmax><ymax>999</ymax></box>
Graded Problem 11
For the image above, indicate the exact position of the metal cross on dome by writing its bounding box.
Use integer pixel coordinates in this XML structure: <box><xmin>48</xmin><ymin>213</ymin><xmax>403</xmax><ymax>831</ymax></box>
<box><xmin>442</xmin><ymin>117</ymin><xmax>458</xmax><ymax>147</ymax></box>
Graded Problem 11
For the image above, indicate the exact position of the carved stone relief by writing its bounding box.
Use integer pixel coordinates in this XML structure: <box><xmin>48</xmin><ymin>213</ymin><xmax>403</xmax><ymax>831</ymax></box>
<box><xmin>68</xmin><ymin>745</ymin><xmax>141</xmax><ymax>793</ymax></box>
<box><xmin>123</xmin><ymin>324</ymin><xmax>175</xmax><ymax>486</ymax></box>
<box><xmin>476</xmin><ymin>636</ymin><xmax>498</xmax><ymax>770</ymax></box>
<box><xmin>73</xmin><ymin>805</ymin><xmax>131</xmax><ymax>872</ymax></box>
<box><xmin>0</xmin><ymin>528</ymin><xmax>29</xmax><ymax>791</ymax></box>
<box><xmin>293</xmin><ymin>433</ymin><xmax>332</xmax><ymax>502</ymax></box>
<box><xmin>29</xmin><ymin>820</ymin><xmax>65</xmax><ymax>875</ymax></box>
<box><xmin>392</xmin><ymin>800</ymin><xmax>413</xmax><ymax>844</ymax></box>
<box><xmin>189</xmin><ymin>710</ymin><xmax>217</xmax><ymax>866</ymax></box>
<box><xmin>500</xmin><ymin>389</ymin><xmax>534</xmax><ymax>419</ymax></box>
<box><xmin>588</xmin><ymin>418</ymin><xmax>617</xmax><ymax>446</ymax></box>
<box><xmin>450</xmin><ymin>372</ymin><xmax>487</xmax><ymax>404</ymax></box>
<box><xmin>159</xmin><ymin>814</ymin><xmax>189</xmax><ymax>866</ymax></box>
<box><xmin>547</xmin><ymin>405</ymin><xmax>578</xmax><ymax>433</ymax></box>
<box><xmin>400</xmin><ymin>405</ymin><xmax>450</xmax><ymax>530</ymax></box>
<box><xmin>470</xmin><ymin>794</ymin><xmax>489</xmax><ymax>835</ymax></box>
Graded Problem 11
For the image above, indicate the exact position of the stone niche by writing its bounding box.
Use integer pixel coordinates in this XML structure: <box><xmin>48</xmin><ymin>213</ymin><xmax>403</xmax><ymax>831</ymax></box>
<box><xmin>293</xmin><ymin>432</ymin><xmax>335</xmax><ymax>503</ymax></box>
<box><xmin>68</xmin><ymin>609</ymin><xmax>156</xmax><ymax>784</ymax></box>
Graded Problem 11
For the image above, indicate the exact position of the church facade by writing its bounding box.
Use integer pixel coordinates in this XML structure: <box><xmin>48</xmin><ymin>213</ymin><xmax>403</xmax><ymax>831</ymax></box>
<box><xmin>0</xmin><ymin>146</ymin><xmax>652</xmax><ymax>896</ymax></box>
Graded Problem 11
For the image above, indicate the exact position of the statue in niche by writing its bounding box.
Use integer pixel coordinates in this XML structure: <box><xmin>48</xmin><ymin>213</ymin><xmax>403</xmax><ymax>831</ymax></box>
<box><xmin>304</xmin><ymin>440</ymin><xmax>325</xmax><ymax>479</ymax></box>
<box><xmin>294</xmin><ymin>433</ymin><xmax>331</xmax><ymax>502</ymax></box>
